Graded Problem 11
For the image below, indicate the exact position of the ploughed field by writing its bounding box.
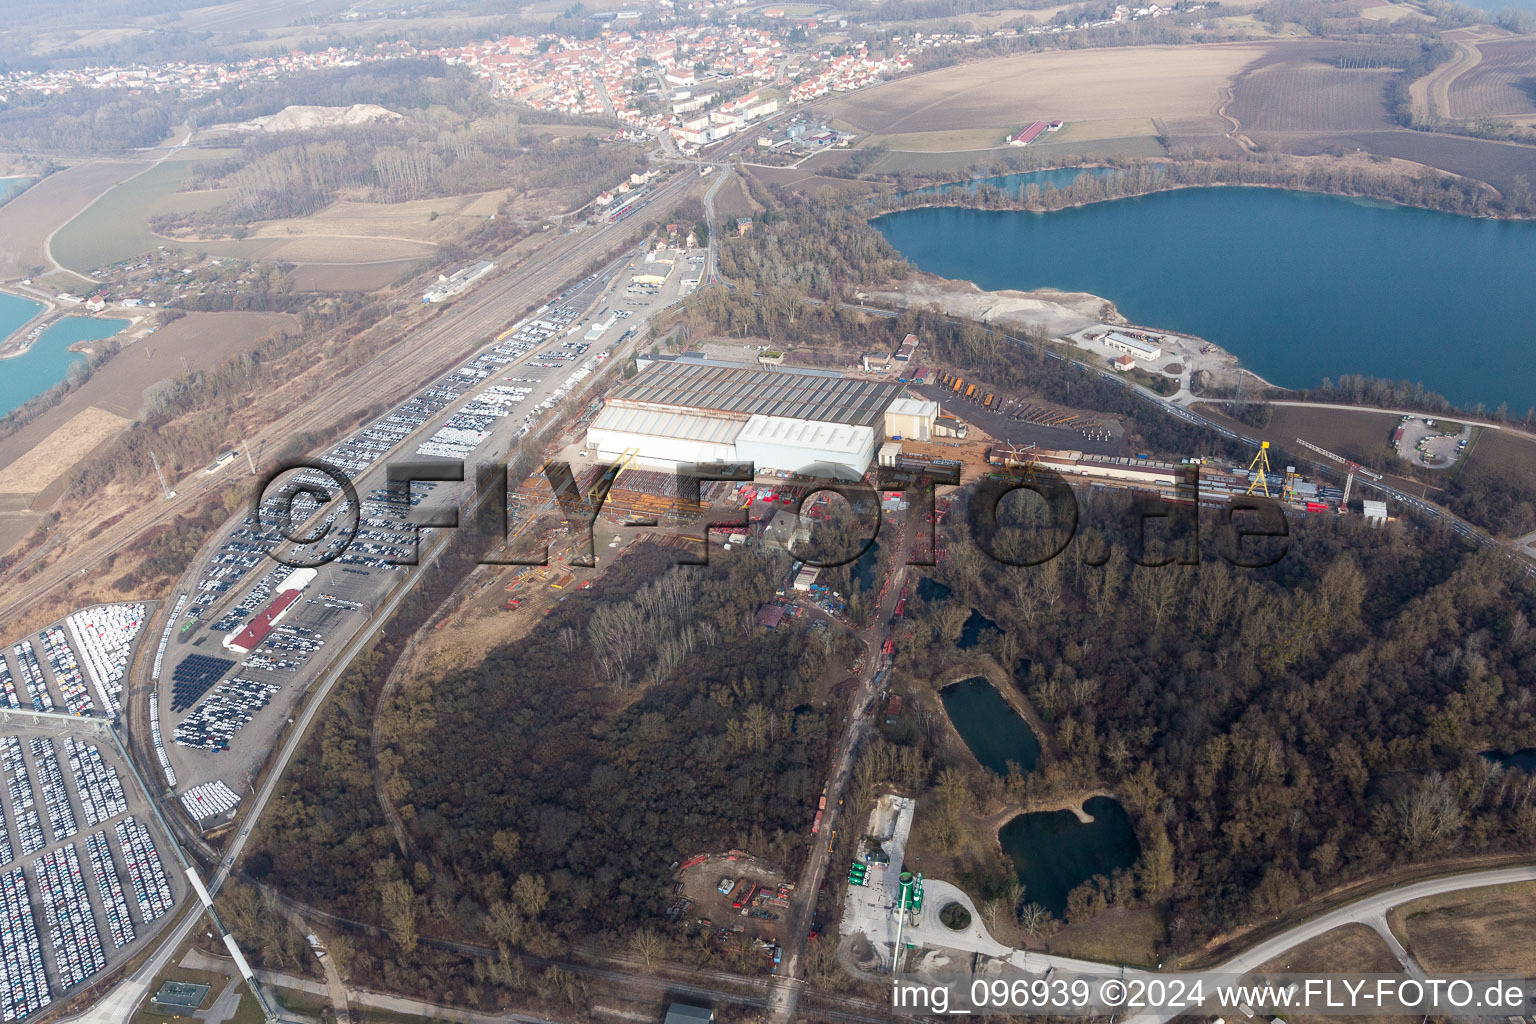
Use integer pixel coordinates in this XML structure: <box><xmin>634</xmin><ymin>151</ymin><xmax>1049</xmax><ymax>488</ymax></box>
<box><xmin>822</xmin><ymin>44</ymin><xmax>1265</xmax><ymax>139</ymax></box>
<box><xmin>1227</xmin><ymin>59</ymin><xmax>1398</xmax><ymax>132</ymax></box>
<box><xmin>1448</xmin><ymin>38</ymin><xmax>1536</xmax><ymax>119</ymax></box>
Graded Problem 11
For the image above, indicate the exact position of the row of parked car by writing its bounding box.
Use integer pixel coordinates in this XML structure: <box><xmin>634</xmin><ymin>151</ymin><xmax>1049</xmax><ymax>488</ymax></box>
<box><xmin>83</xmin><ymin>832</ymin><xmax>134</xmax><ymax>949</ymax></box>
<box><xmin>0</xmin><ymin>866</ymin><xmax>50</xmax><ymax>1021</ymax></box>
<box><xmin>1</xmin><ymin>738</ymin><xmax>45</xmax><ymax>859</ymax></box>
<box><xmin>64</xmin><ymin>740</ymin><xmax>127</xmax><ymax>829</ymax></box>
<box><xmin>37</xmin><ymin>630</ymin><xmax>92</xmax><ymax>717</ymax></box>
<box><xmin>29</xmin><ymin>739</ymin><xmax>78</xmax><ymax>845</ymax></box>
<box><xmin>114</xmin><ymin>818</ymin><xmax>175</xmax><ymax>922</ymax></box>
<box><xmin>35</xmin><ymin>844</ymin><xmax>105</xmax><ymax>990</ymax></box>
<box><xmin>173</xmin><ymin>677</ymin><xmax>281</xmax><ymax>752</ymax></box>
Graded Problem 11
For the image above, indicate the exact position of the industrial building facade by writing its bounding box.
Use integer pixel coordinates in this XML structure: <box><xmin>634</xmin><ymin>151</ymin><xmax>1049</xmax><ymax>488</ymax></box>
<box><xmin>586</xmin><ymin>360</ymin><xmax>935</xmax><ymax>478</ymax></box>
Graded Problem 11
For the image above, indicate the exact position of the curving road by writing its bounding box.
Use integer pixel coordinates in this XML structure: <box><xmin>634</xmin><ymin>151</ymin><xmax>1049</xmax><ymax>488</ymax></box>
<box><xmin>1123</xmin><ymin>864</ymin><xmax>1536</xmax><ymax>1024</ymax></box>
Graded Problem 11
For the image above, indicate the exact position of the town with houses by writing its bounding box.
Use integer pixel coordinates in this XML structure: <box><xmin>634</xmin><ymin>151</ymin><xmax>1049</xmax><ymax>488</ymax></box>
<box><xmin>0</xmin><ymin>2</ymin><xmax>1190</xmax><ymax>146</ymax></box>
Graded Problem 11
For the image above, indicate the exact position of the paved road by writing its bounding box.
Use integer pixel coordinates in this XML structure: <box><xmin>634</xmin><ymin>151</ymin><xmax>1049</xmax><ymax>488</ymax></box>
<box><xmin>1124</xmin><ymin>865</ymin><xmax>1536</xmax><ymax>1024</ymax></box>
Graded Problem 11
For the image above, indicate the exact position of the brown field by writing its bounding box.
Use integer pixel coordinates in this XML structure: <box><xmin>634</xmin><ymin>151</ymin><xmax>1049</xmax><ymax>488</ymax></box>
<box><xmin>1390</xmin><ymin>882</ymin><xmax>1536</xmax><ymax>975</ymax></box>
<box><xmin>285</xmin><ymin>261</ymin><xmax>423</xmax><ymax>292</ymax></box>
<box><xmin>1229</xmin><ymin>62</ymin><xmax>1396</xmax><ymax>132</ymax></box>
<box><xmin>249</xmin><ymin>191</ymin><xmax>504</xmax><ymax>244</ymax></box>
<box><xmin>1046</xmin><ymin>906</ymin><xmax>1165</xmax><ymax>967</ymax></box>
<box><xmin>1413</xmin><ymin>40</ymin><xmax>1481</xmax><ymax>122</ymax></box>
<box><xmin>0</xmin><ymin>158</ymin><xmax>152</xmax><ymax>278</ymax></box>
<box><xmin>0</xmin><ymin>311</ymin><xmax>297</xmax><ymax>511</ymax></box>
<box><xmin>1357</xmin><ymin>3</ymin><xmax>1432</xmax><ymax>22</ymax></box>
<box><xmin>1258</xmin><ymin>924</ymin><xmax>1413</xmax><ymax>1024</ymax></box>
<box><xmin>0</xmin><ymin>407</ymin><xmax>129</xmax><ymax>497</ymax></box>
<box><xmin>169</xmin><ymin>0</ymin><xmax>352</xmax><ymax>33</ymax></box>
<box><xmin>1278</xmin><ymin>128</ymin><xmax>1536</xmax><ymax>196</ymax></box>
<box><xmin>713</xmin><ymin>173</ymin><xmax>755</xmax><ymax>221</ymax></box>
<box><xmin>821</xmin><ymin>44</ymin><xmax>1269</xmax><ymax>139</ymax></box>
<box><xmin>746</xmin><ymin>164</ymin><xmax>884</xmax><ymax>197</ymax></box>
<box><xmin>1260</xmin><ymin>923</ymin><xmax>1403</xmax><ymax>973</ymax></box>
<box><xmin>1198</xmin><ymin>403</ymin><xmax>1402</xmax><ymax>465</ymax></box>
<box><xmin>1448</xmin><ymin>38</ymin><xmax>1536</xmax><ymax>119</ymax></box>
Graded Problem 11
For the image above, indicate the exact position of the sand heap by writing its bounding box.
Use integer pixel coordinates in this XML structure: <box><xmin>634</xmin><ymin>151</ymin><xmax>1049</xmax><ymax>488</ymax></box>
<box><xmin>228</xmin><ymin>104</ymin><xmax>403</xmax><ymax>134</ymax></box>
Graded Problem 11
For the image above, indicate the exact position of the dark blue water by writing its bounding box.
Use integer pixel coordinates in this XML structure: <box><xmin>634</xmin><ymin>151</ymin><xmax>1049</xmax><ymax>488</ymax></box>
<box><xmin>875</xmin><ymin>187</ymin><xmax>1536</xmax><ymax>413</ymax></box>
<box><xmin>940</xmin><ymin>676</ymin><xmax>1040</xmax><ymax>776</ymax></box>
<box><xmin>998</xmin><ymin>796</ymin><xmax>1141</xmax><ymax>916</ymax></box>
<box><xmin>1</xmin><ymin>315</ymin><xmax>129</xmax><ymax>416</ymax></box>
<box><xmin>957</xmin><ymin>609</ymin><xmax>1000</xmax><ymax>649</ymax></box>
<box><xmin>915</xmin><ymin>577</ymin><xmax>951</xmax><ymax>602</ymax></box>
<box><xmin>1483</xmin><ymin>748</ymin><xmax>1536</xmax><ymax>773</ymax></box>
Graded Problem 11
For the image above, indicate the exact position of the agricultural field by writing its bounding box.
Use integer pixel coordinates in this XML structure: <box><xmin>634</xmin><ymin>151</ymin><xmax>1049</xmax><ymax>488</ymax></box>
<box><xmin>1257</xmin><ymin>924</ymin><xmax>1414</xmax><ymax>1024</ymax></box>
<box><xmin>0</xmin><ymin>157</ymin><xmax>154</xmax><ymax>278</ymax></box>
<box><xmin>1258</xmin><ymin>923</ymin><xmax>1404</xmax><ymax>974</ymax></box>
<box><xmin>1279</xmin><ymin>128</ymin><xmax>1536</xmax><ymax>197</ymax></box>
<box><xmin>1390</xmin><ymin>882</ymin><xmax>1536</xmax><ymax>975</ymax></box>
<box><xmin>1447</xmin><ymin>37</ymin><xmax>1536</xmax><ymax>119</ymax></box>
<box><xmin>0</xmin><ymin>310</ymin><xmax>297</xmax><ymax>510</ymax></box>
<box><xmin>1228</xmin><ymin>60</ymin><xmax>1397</xmax><ymax>131</ymax></box>
<box><xmin>49</xmin><ymin>152</ymin><xmax>236</xmax><ymax>276</ymax></box>
<box><xmin>1356</xmin><ymin>2</ymin><xmax>1433</xmax><ymax>22</ymax></box>
<box><xmin>821</xmin><ymin>43</ymin><xmax>1269</xmax><ymax>139</ymax></box>
<box><xmin>53</xmin><ymin>152</ymin><xmax>504</xmax><ymax>282</ymax></box>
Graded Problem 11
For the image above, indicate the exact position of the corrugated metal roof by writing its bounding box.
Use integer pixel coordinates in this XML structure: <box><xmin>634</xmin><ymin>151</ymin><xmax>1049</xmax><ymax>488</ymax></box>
<box><xmin>588</xmin><ymin>404</ymin><xmax>743</xmax><ymax>444</ymax></box>
<box><xmin>736</xmin><ymin>415</ymin><xmax>874</xmax><ymax>458</ymax></box>
<box><xmin>607</xmin><ymin>361</ymin><xmax>902</xmax><ymax>428</ymax></box>
<box><xmin>886</xmin><ymin>398</ymin><xmax>938</xmax><ymax>418</ymax></box>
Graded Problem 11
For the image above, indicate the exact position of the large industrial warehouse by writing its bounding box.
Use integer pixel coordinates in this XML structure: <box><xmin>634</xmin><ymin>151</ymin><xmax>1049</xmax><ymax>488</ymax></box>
<box><xmin>586</xmin><ymin>359</ymin><xmax>938</xmax><ymax>477</ymax></box>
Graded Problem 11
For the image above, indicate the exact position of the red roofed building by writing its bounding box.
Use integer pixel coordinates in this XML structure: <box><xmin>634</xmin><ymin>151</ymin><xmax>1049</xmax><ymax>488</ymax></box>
<box><xmin>223</xmin><ymin>567</ymin><xmax>315</xmax><ymax>654</ymax></box>
<box><xmin>1008</xmin><ymin>120</ymin><xmax>1048</xmax><ymax>146</ymax></box>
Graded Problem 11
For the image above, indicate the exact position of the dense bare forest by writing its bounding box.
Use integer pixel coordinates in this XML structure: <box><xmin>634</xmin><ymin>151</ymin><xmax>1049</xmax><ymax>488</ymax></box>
<box><xmin>254</xmin><ymin>541</ymin><xmax>854</xmax><ymax>967</ymax></box>
<box><xmin>886</xmin><ymin>493</ymin><xmax>1536</xmax><ymax>949</ymax></box>
<box><xmin>0</xmin><ymin>59</ymin><xmax>496</xmax><ymax>155</ymax></box>
<box><xmin>152</xmin><ymin>114</ymin><xmax>641</xmax><ymax>230</ymax></box>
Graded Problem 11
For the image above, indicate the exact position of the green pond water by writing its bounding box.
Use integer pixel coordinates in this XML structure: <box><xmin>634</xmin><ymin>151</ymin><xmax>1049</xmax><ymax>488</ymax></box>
<box><xmin>998</xmin><ymin>796</ymin><xmax>1140</xmax><ymax>916</ymax></box>
<box><xmin>940</xmin><ymin>676</ymin><xmax>1041</xmax><ymax>777</ymax></box>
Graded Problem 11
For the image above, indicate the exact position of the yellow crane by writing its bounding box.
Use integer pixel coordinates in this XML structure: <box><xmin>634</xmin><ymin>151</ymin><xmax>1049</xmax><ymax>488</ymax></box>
<box><xmin>1245</xmin><ymin>441</ymin><xmax>1274</xmax><ymax>496</ymax></box>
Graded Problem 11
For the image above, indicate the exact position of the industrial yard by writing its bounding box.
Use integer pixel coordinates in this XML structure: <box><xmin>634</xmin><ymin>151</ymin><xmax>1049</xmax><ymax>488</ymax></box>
<box><xmin>145</xmin><ymin>242</ymin><xmax>705</xmax><ymax>818</ymax></box>
<box><xmin>0</xmin><ymin>604</ymin><xmax>186</xmax><ymax>1017</ymax></box>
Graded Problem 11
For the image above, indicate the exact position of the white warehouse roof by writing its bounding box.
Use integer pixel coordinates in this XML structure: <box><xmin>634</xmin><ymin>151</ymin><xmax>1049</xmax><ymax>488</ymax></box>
<box><xmin>735</xmin><ymin>415</ymin><xmax>875</xmax><ymax>476</ymax></box>
<box><xmin>886</xmin><ymin>398</ymin><xmax>938</xmax><ymax>419</ymax></box>
<box><xmin>587</xmin><ymin>404</ymin><xmax>743</xmax><ymax>445</ymax></box>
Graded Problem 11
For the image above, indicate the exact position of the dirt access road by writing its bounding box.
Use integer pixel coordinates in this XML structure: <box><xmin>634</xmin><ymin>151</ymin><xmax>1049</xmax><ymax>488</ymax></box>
<box><xmin>768</xmin><ymin>504</ymin><xmax>920</xmax><ymax>1022</ymax></box>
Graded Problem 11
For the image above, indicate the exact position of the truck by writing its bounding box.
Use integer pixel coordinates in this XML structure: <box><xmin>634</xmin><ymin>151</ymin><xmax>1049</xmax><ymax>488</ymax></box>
<box><xmin>812</xmin><ymin>810</ymin><xmax>823</xmax><ymax>834</ymax></box>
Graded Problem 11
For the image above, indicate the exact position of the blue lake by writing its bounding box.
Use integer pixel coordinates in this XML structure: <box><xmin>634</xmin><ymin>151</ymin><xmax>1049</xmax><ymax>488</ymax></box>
<box><xmin>1</xmin><ymin>313</ymin><xmax>130</xmax><ymax>417</ymax></box>
<box><xmin>0</xmin><ymin>177</ymin><xmax>31</xmax><ymax>204</ymax></box>
<box><xmin>875</xmin><ymin>187</ymin><xmax>1536</xmax><ymax>413</ymax></box>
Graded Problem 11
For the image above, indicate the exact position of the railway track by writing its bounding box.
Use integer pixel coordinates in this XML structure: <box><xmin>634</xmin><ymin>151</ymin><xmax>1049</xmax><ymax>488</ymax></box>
<box><xmin>0</xmin><ymin>172</ymin><xmax>693</xmax><ymax>631</ymax></box>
